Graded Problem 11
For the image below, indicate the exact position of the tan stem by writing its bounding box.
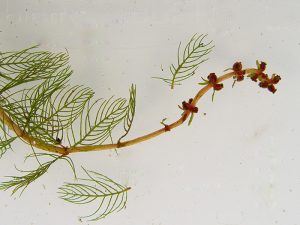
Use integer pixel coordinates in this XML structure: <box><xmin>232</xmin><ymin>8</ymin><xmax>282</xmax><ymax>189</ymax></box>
<box><xmin>0</xmin><ymin>68</ymin><xmax>258</xmax><ymax>155</ymax></box>
<box><xmin>0</xmin><ymin>109</ymin><xmax>68</xmax><ymax>154</ymax></box>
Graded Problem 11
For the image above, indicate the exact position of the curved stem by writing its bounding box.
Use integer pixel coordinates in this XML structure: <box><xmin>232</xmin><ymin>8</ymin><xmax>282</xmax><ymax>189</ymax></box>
<box><xmin>0</xmin><ymin>109</ymin><xmax>67</xmax><ymax>154</ymax></box>
<box><xmin>0</xmin><ymin>68</ymin><xmax>258</xmax><ymax>155</ymax></box>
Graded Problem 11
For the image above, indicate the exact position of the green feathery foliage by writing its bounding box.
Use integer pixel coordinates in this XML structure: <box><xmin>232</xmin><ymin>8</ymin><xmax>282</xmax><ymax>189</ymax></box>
<box><xmin>0</xmin><ymin>153</ymin><xmax>76</xmax><ymax>195</ymax></box>
<box><xmin>0</xmin><ymin>46</ymin><xmax>136</xmax><ymax>148</ymax></box>
<box><xmin>0</xmin><ymin>46</ymin><xmax>73</xmax><ymax>145</ymax></box>
<box><xmin>58</xmin><ymin>167</ymin><xmax>130</xmax><ymax>221</ymax></box>
<box><xmin>3</xmin><ymin>67</ymin><xmax>74</xmax><ymax>144</ymax></box>
<box><xmin>0</xmin><ymin>45</ymin><xmax>134</xmax><ymax>220</ymax></box>
<box><xmin>0</xmin><ymin>46</ymin><xmax>69</xmax><ymax>94</ymax></box>
<box><xmin>154</xmin><ymin>34</ymin><xmax>214</xmax><ymax>89</ymax></box>
<box><xmin>68</xmin><ymin>97</ymin><xmax>128</xmax><ymax>147</ymax></box>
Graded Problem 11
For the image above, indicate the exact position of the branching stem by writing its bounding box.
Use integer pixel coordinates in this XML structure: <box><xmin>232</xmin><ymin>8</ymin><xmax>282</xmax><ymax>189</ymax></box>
<box><xmin>0</xmin><ymin>69</ymin><xmax>258</xmax><ymax>155</ymax></box>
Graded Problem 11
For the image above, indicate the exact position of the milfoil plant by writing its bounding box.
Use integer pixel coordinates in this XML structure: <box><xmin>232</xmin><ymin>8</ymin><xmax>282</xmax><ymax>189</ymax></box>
<box><xmin>0</xmin><ymin>34</ymin><xmax>281</xmax><ymax>221</ymax></box>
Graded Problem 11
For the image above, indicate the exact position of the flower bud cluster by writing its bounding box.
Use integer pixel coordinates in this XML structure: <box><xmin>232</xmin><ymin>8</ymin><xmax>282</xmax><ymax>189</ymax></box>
<box><xmin>207</xmin><ymin>73</ymin><xmax>224</xmax><ymax>91</ymax></box>
<box><xmin>181</xmin><ymin>98</ymin><xmax>198</xmax><ymax>113</ymax></box>
<box><xmin>248</xmin><ymin>61</ymin><xmax>281</xmax><ymax>93</ymax></box>
<box><xmin>232</xmin><ymin>62</ymin><xmax>246</xmax><ymax>82</ymax></box>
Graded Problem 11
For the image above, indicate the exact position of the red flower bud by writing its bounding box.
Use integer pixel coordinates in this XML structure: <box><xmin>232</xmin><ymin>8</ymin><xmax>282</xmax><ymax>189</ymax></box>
<box><xmin>236</xmin><ymin>74</ymin><xmax>244</xmax><ymax>81</ymax></box>
<box><xmin>213</xmin><ymin>83</ymin><xmax>224</xmax><ymax>91</ymax></box>
<box><xmin>207</xmin><ymin>73</ymin><xmax>217</xmax><ymax>84</ymax></box>
<box><xmin>254</xmin><ymin>62</ymin><xmax>281</xmax><ymax>93</ymax></box>
<box><xmin>271</xmin><ymin>74</ymin><xmax>281</xmax><ymax>84</ymax></box>
<box><xmin>232</xmin><ymin>62</ymin><xmax>245</xmax><ymax>82</ymax></box>
<box><xmin>259</xmin><ymin>81</ymin><xmax>268</xmax><ymax>88</ymax></box>
<box><xmin>233</xmin><ymin>62</ymin><xmax>243</xmax><ymax>73</ymax></box>
<box><xmin>182</xmin><ymin>99</ymin><xmax>198</xmax><ymax>113</ymax></box>
<box><xmin>267</xmin><ymin>84</ymin><xmax>277</xmax><ymax>93</ymax></box>
<box><xmin>260</xmin><ymin>62</ymin><xmax>267</xmax><ymax>71</ymax></box>
<box><xmin>249</xmin><ymin>73</ymin><xmax>258</xmax><ymax>82</ymax></box>
<box><xmin>251</xmin><ymin>77</ymin><xmax>257</xmax><ymax>82</ymax></box>
<box><xmin>206</xmin><ymin>72</ymin><xmax>224</xmax><ymax>95</ymax></box>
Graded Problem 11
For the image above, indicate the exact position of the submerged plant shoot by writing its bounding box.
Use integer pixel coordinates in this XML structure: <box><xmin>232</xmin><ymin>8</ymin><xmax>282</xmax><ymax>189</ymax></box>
<box><xmin>0</xmin><ymin>34</ymin><xmax>281</xmax><ymax>221</ymax></box>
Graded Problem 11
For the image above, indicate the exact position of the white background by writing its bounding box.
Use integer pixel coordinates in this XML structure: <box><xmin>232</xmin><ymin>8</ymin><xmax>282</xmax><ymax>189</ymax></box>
<box><xmin>0</xmin><ymin>0</ymin><xmax>299</xmax><ymax>225</ymax></box>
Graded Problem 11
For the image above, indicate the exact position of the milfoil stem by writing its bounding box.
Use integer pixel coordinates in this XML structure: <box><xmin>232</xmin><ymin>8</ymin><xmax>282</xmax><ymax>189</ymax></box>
<box><xmin>0</xmin><ymin>69</ymin><xmax>258</xmax><ymax>155</ymax></box>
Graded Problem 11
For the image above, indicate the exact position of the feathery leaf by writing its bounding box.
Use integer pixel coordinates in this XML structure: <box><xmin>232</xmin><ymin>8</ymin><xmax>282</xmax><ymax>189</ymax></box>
<box><xmin>68</xmin><ymin>97</ymin><xmax>128</xmax><ymax>147</ymax></box>
<box><xmin>58</xmin><ymin>167</ymin><xmax>130</xmax><ymax>221</ymax></box>
<box><xmin>0</xmin><ymin>153</ymin><xmax>76</xmax><ymax>195</ymax></box>
<box><xmin>0</xmin><ymin>46</ymin><xmax>69</xmax><ymax>94</ymax></box>
<box><xmin>154</xmin><ymin>34</ymin><xmax>214</xmax><ymax>89</ymax></box>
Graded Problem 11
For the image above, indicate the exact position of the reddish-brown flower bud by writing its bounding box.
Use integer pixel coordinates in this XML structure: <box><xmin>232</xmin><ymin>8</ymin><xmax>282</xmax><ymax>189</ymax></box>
<box><xmin>207</xmin><ymin>73</ymin><xmax>217</xmax><ymax>84</ymax></box>
<box><xmin>271</xmin><ymin>74</ymin><xmax>281</xmax><ymax>84</ymax></box>
<box><xmin>259</xmin><ymin>80</ymin><xmax>268</xmax><ymax>88</ymax></box>
<box><xmin>207</xmin><ymin>72</ymin><xmax>224</xmax><ymax>92</ymax></box>
<box><xmin>182</xmin><ymin>99</ymin><xmax>198</xmax><ymax>113</ymax></box>
<box><xmin>260</xmin><ymin>62</ymin><xmax>267</xmax><ymax>71</ymax></box>
<box><xmin>267</xmin><ymin>84</ymin><xmax>277</xmax><ymax>93</ymax></box>
<box><xmin>249</xmin><ymin>73</ymin><xmax>258</xmax><ymax>82</ymax></box>
<box><xmin>251</xmin><ymin>77</ymin><xmax>257</xmax><ymax>82</ymax></box>
<box><xmin>232</xmin><ymin>62</ymin><xmax>245</xmax><ymax>82</ymax></box>
<box><xmin>236</xmin><ymin>74</ymin><xmax>244</xmax><ymax>81</ymax></box>
<box><xmin>233</xmin><ymin>62</ymin><xmax>243</xmax><ymax>73</ymax></box>
<box><xmin>213</xmin><ymin>83</ymin><xmax>224</xmax><ymax>91</ymax></box>
<box><xmin>254</xmin><ymin>62</ymin><xmax>281</xmax><ymax>93</ymax></box>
